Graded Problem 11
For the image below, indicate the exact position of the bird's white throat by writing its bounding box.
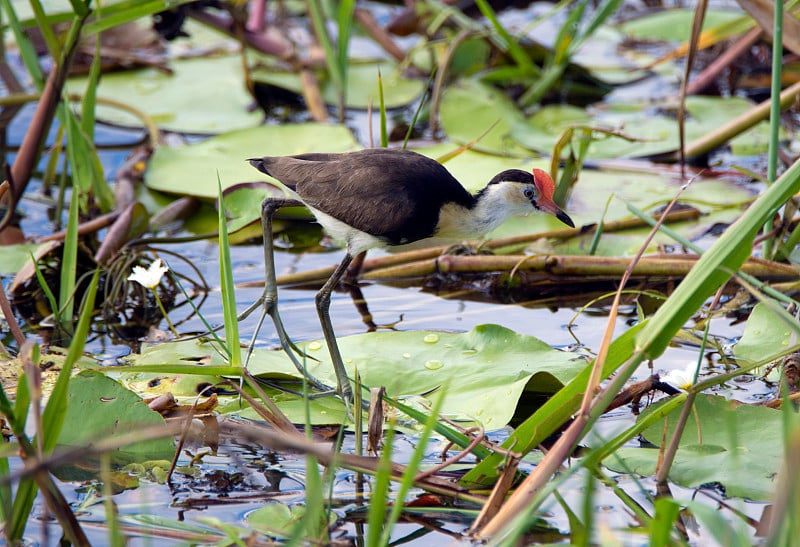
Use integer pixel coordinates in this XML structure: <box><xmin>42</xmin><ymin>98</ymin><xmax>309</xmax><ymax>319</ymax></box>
<box><xmin>435</xmin><ymin>182</ymin><xmax>530</xmax><ymax>239</ymax></box>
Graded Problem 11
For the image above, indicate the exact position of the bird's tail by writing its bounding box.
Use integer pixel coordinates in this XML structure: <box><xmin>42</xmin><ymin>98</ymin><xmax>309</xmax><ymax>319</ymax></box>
<box><xmin>248</xmin><ymin>158</ymin><xmax>271</xmax><ymax>176</ymax></box>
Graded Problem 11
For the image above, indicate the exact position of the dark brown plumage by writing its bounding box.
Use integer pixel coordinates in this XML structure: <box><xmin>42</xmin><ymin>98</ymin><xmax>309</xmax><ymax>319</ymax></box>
<box><xmin>250</xmin><ymin>149</ymin><xmax>478</xmax><ymax>246</ymax></box>
<box><xmin>247</xmin><ymin>148</ymin><xmax>574</xmax><ymax>404</ymax></box>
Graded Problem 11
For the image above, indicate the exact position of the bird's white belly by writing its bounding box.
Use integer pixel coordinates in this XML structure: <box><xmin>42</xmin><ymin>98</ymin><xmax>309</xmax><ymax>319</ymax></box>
<box><xmin>308</xmin><ymin>207</ymin><xmax>385</xmax><ymax>255</ymax></box>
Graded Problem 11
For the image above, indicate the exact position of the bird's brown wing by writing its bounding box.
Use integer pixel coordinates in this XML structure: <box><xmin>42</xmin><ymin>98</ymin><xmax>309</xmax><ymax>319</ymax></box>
<box><xmin>264</xmin><ymin>150</ymin><xmax>474</xmax><ymax>245</ymax></box>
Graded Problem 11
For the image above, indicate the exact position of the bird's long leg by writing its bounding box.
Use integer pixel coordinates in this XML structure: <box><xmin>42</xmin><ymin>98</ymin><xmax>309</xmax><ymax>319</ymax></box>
<box><xmin>345</xmin><ymin>250</ymin><xmax>367</xmax><ymax>282</ymax></box>
<box><xmin>315</xmin><ymin>252</ymin><xmax>355</xmax><ymax>401</ymax></box>
<box><xmin>244</xmin><ymin>198</ymin><xmax>333</xmax><ymax>394</ymax></box>
<box><xmin>341</xmin><ymin>250</ymin><xmax>377</xmax><ymax>330</ymax></box>
<box><xmin>344</xmin><ymin>283</ymin><xmax>377</xmax><ymax>331</ymax></box>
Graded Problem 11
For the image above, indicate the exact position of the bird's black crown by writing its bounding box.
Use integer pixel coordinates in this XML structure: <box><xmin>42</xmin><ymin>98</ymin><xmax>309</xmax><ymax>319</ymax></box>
<box><xmin>487</xmin><ymin>169</ymin><xmax>534</xmax><ymax>185</ymax></box>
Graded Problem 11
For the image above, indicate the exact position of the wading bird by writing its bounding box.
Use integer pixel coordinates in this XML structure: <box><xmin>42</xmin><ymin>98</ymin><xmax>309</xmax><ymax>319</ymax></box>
<box><xmin>248</xmin><ymin>148</ymin><xmax>575</xmax><ymax>403</ymax></box>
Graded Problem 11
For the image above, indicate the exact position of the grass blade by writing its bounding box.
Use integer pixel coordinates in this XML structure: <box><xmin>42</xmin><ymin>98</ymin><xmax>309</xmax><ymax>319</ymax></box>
<box><xmin>41</xmin><ymin>270</ymin><xmax>100</xmax><ymax>452</ymax></box>
<box><xmin>57</xmin><ymin>185</ymin><xmax>80</xmax><ymax>335</ymax></box>
<box><xmin>366</xmin><ymin>425</ymin><xmax>395</xmax><ymax>545</ymax></box>
<box><xmin>307</xmin><ymin>0</ymin><xmax>344</xmax><ymax>116</ymax></box>
<box><xmin>218</xmin><ymin>179</ymin><xmax>241</xmax><ymax>366</ymax></box>
<box><xmin>378</xmin><ymin>67</ymin><xmax>387</xmax><ymax>147</ymax></box>
<box><xmin>28</xmin><ymin>0</ymin><xmax>61</xmax><ymax>57</ymax></box>
<box><xmin>0</xmin><ymin>0</ymin><xmax>45</xmax><ymax>87</ymax></box>
<box><xmin>380</xmin><ymin>391</ymin><xmax>446</xmax><ymax>545</ymax></box>
<box><xmin>472</xmin><ymin>0</ymin><xmax>536</xmax><ymax>74</ymax></box>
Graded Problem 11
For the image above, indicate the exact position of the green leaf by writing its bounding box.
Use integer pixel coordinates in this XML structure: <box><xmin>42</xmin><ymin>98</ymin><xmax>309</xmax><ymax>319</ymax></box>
<box><xmin>57</xmin><ymin>371</ymin><xmax>174</xmax><ymax>462</ymax></box>
<box><xmin>247</xmin><ymin>503</ymin><xmax>336</xmax><ymax>539</ymax></box>
<box><xmin>217</xmin><ymin>179</ymin><xmax>240</xmax><ymax>366</ymax></box>
<box><xmin>462</xmin><ymin>320</ymin><xmax>644</xmax><ymax>486</ymax></box>
<box><xmin>733</xmin><ymin>302</ymin><xmax>795</xmax><ymax>366</ymax></box>
<box><xmin>573</xmin><ymin>26</ymin><xmax>673</xmax><ymax>85</ymax></box>
<box><xmin>683</xmin><ymin>500</ymin><xmax>751</xmax><ymax>547</ymax></box>
<box><xmin>0</xmin><ymin>243</ymin><xmax>43</xmax><ymax>275</ymax></box>
<box><xmin>41</xmin><ymin>271</ymin><xmax>100</xmax><ymax>452</ymax></box>
<box><xmin>473</xmin><ymin>0</ymin><xmax>537</xmax><ymax>74</ymax></box>
<box><xmin>608</xmin><ymin>394</ymin><xmax>784</xmax><ymax>501</ymax></box>
<box><xmin>619</xmin><ymin>8</ymin><xmax>746</xmax><ymax>41</ymax></box>
<box><xmin>57</xmin><ymin>154</ymin><xmax>81</xmax><ymax>333</ymax></box>
<box><xmin>0</xmin><ymin>0</ymin><xmax>45</xmax><ymax>88</ymax></box>
<box><xmin>649</xmin><ymin>498</ymin><xmax>682</xmax><ymax>547</ymax></box>
<box><xmin>66</xmin><ymin>55</ymin><xmax>264</xmax><ymax>133</ymax></box>
<box><xmin>438</xmin><ymin>79</ymin><xmax>530</xmax><ymax>156</ymax></box>
<box><xmin>126</xmin><ymin>325</ymin><xmax>585</xmax><ymax>427</ymax></box>
<box><xmin>510</xmin><ymin>96</ymin><xmax>778</xmax><ymax>158</ymax></box>
<box><xmin>221</xmin><ymin>182</ymin><xmax>306</xmax><ymax>235</ymax></box>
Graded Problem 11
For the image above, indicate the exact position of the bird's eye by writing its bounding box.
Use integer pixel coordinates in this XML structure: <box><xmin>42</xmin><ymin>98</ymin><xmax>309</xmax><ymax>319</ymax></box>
<box><xmin>522</xmin><ymin>187</ymin><xmax>536</xmax><ymax>200</ymax></box>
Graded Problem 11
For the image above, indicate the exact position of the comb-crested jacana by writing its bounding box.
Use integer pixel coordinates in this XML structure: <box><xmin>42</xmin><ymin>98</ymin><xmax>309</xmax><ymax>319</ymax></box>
<box><xmin>248</xmin><ymin>148</ymin><xmax>575</xmax><ymax>402</ymax></box>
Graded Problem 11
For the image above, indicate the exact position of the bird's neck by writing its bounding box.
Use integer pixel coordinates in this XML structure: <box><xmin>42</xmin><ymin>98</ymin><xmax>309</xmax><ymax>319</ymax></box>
<box><xmin>435</xmin><ymin>185</ymin><xmax>519</xmax><ymax>239</ymax></box>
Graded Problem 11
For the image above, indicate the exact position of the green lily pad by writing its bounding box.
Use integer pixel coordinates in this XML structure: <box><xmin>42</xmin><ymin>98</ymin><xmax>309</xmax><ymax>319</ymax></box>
<box><xmin>511</xmin><ymin>96</ymin><xmax>776</xmax><ymax>158</ymax></box>
<box><xmin>510</xmin><ymin>104</ymin><xmax>591</xmax><ymax>154</ymax></box>
<box><xmin>438</xmin><ymin>79</ymin><xmax>531</xmax><ymax>157</ymax></box>
<box><xmin>619</xmin><ymin>9</ymin><xmax>745</xmax><ymax>42</ymax></box>
<box><xmin>251</xmin><ymin>59</ymin><xmax>425</xmax><ymax>110</ymax></box>
<box><xmin>144</xmin><ymin>123</ymin><xmax>360</xmax><ymax>198</ymax></box>
<box><xmin>733</xmin><ymin>302</ymin><xmax>795</xmax><ymax>367</ymax></box>
<box><xmin>125</xmin><ymin>325</ymin><xmax>586</xmax><ymax>427</ymax></box>
<box><xmin>549</xmin><ymin>232</ymin><xmax>660</xmax><ymax>257</ymax></box>
<box><xmin>58</xmin><ymin>370</ymin><xmax>174</xmax><ymax>463</ymax></box>
<box><xmin>0</xmin><ymin>242</ymin><xmax>45</xmax><ymax>275</ymax></box>
<box><xmin>573</xmin><ymin>26</ymin><xmax>676</xmax><ymax>85</ymax></box>
<box><xmin>67</xmin><ymin>55</ymin><xmax>263</xmax><ymax>133</ymax></box>
<box><xmin>221</xmin><ymin>182</ymin><xmax>313</xmax><ymax>237</ymax></box>
<box><xmin>11</xmin><ymin>0</ymin><xmax>153</xmax><ymax>23</ymax></box>
<box><xmin>606</xmin><ymin>394</ymin><xmax>783</xmax><ymax>500</ymax></box>
<box><xmin>247</xmin><ymin>503</ymin><xmax>337</xmax><ymax>538</ymax></box>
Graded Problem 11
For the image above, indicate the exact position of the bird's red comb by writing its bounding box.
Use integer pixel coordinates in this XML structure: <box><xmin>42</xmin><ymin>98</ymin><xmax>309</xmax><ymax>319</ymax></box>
<box><xmin>531</xmin><ymin>168</ymin><xmax>555</xmax><ymax>199</ymax></box>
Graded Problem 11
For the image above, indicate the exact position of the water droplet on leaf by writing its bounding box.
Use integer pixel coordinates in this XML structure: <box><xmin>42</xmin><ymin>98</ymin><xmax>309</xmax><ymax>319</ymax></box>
<box><xmin>424</xmin><ymin>360</ymin><xmax>444</xmax><ymax>370</ymax></box>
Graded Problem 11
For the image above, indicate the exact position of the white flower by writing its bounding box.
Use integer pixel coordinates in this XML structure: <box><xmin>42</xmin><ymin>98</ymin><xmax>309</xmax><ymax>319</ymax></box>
<box><xmin>662</xmin><ymin>363</ymin><xmax>697</xmax><ymax>391</ymax></box>
<box><xmin>128</xmin><ymin>258</ymin><xmax>169</xmax><ymax>289</ymax></box>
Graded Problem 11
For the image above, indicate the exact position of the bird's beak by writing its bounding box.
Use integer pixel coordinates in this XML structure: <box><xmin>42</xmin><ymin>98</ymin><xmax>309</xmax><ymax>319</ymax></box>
<box><xmin>537</xmin><ymin>197</ymin><xmax>575</xmax><ymax>228</ymax></box>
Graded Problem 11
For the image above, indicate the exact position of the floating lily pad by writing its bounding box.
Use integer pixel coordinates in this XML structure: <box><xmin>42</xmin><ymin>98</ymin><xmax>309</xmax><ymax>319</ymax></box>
<box><xmin>607</xmin><ymin>394</ymin><xmax>783</xmax><ymax>500</ymax></box>
<box><xmin>248</xmin><ymin>503</ymin><xmax>337</xmax><ymax>538</ymax></box>
<box><xmin>251</xmin><ymin>59</ymin><xmax>425</xmax><ymax>110</ymax></box>
<box><xmin>512</xmin><ymin>96</ymin><xmax>776</xmax><ymax>158</ymax></box>
<box><xmin>58</xmin><ymin>370</ymin><xmax>174</xmax><ymax>463</ymax></box>
<box><xmin>733</xmin><ymin>302</ymin><xmax>795</xmax><ymax>367</ymax></box>
<box><xmin>11</xmin><ymin>0</ymin><xmax>146</xmax><ymax>23</ymax></box>
<box><xmin>219</xmin><ymin>182</ymin><xmax>315</xmax><ymax>241</ymax></box>
<box><xmin>573</xmin><ymin>26</ymin><xmax>674</xmax><ymax>85</ymax></box>
<box><xmin>619</xmin><ymin>8</ymin><xmax>745</xmax><ymax>42</ymax></box>
<box><xmin>548</xmin><ymin>232</ymin><xmax>660</xmax><ymax>257</ymax></box>
<box><xmin>125</xmin><ymin>325</ymin><xmax>586</xmax><ymax>427</ymax></box>
<box><xmin>67</xmin><ymin>54</ymin><xmax>263</xmax><ymax>133</ymax></box>
<box><xmin>144</xmin><ymin>123</ymin><xmax>360</xmax><ymax>198</ymax></box>
<box><xmin>0</xmin><ymin>242</ymin><xmax>45</xmax><ymax>275</ymax></box>
<box><xmin>442</xmin><ymin>79</ymin><xmax>775</xmax><ymax>159</ymax></box>
<box><xmin>438</xmin><ymin>79</ymin><xmax>531</xmax><ymax>157</ymax></box>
